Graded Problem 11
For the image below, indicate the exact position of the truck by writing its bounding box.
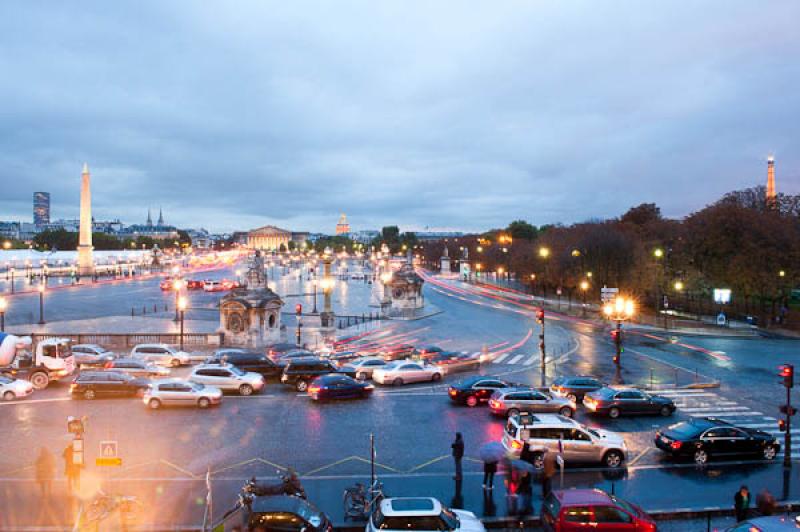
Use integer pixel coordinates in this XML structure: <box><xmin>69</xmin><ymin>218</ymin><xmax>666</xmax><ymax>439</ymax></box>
<box><xmin>0</xmin><ymin>333</ymin><xmax>76</xmax><ymax>390</ymax></box>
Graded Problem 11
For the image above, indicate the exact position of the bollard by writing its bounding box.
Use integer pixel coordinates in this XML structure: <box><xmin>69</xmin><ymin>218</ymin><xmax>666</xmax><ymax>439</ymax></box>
<box><xmin>165</xmin><ymin>304</ymin><xmax>168</xmax><ymax>312</ymax></box>
<box><xmin>153</xmin><ymin>304</ymin><xmax>157</xmax><ymax>313</ymax></box>
<box><xmin>131</xmin><ymin>308</ymin><xmax>135</xmax><ymax>317</ymax></box>
<box><xmin>143</xmin><ymin>306</ymin><xmax>147</xmax><ymax>315</ymax></box>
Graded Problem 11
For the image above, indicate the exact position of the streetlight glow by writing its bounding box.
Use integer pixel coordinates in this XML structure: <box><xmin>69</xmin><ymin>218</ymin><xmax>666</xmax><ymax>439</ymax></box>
<box><xmin>0</xmin><ymin>297</ymin><xmax>6</xmax><ymax>312</ymax></box>
<box><xmin>580</xmin><ymin>280</ymin><xmax>589</xmax><ymax>291</ymax></box>
<box><xmin>674</xmin><ymin>281</ymin><xmax>684</xmax><ymax>291</ymax></box>
<box><xmin>539</xmin><ymin>247</ymin><xmax>550</xmax><ymax>259</ymax></box>
<box><xmin>177</xmin><ymin>296</ymin><xmax>188</xmax><ymax>311</ymax></box>
<box><xmin>653</xmin><ymin>248</ymin><xmax>664</xmax><ymax>258</ymax></box>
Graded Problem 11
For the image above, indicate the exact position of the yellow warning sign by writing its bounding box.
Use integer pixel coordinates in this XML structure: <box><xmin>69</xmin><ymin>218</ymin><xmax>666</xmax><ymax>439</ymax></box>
<box><xmin>95</xmin><ymin>457</ymin><xmax>122</xmax><ymax>467</ymax></box>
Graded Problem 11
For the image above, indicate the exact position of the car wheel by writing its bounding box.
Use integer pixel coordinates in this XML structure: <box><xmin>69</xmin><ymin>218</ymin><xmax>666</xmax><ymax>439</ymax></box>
<box><xmin>567</xmin><ymin>393</ymin><xmax>578</xmax><ymax>403</ymax></box>
<box><xmin>30</xmin><ymin>372</ymin><xmax>49</xmax><ymax>390</ymax></box>
<box><xmin>660</xmin><ymin>405</ymin><xmax>672</xmax><ymax>417</ymax></box>
<box><xmin>531</xmin><ymin>452</ymin><xmax>545</xmax><ymax>470</ymax></box>
<box><xmin>171</xmin><ymin>358</ymin><xmax>181</xmax><ymax>367</ymax></box>
<box><xmin>603</xmin><ymin>450</ymin><xmax>624</xmax><ymax>468</ymax></box>
<box><xmin>465</xmin><ymin>395</ymin><xmax>479</xmax><ymax>408</ymax></box>
<box><xmin>198</xmin><ymin>397</ymin><xmax>211</xmax><ymax>409</ymax></box>
<box><xmin>3</xmin><ymin>391</ymin><xmax>16</xmax><ymax>401</ymax></box>
<box><xmin>148</xmin><ymin>398</ymin><xmax>162</xmax><ymax>410</ymax></box>
<box><xmin>239</xmin><ymin>384</ymin><xmax>254</xmax><ymax>396</ymax></box>
<box><xmin>431</xmin><ymin>373</ymin><xmax>442</xmax><ymax>382</ymax></box>
<box><xmin>608</xmin><ymin>407</ymin><xmax>621</xmax><ymax>419</ymax></box>
<box><xmin>296</xmin><ymin>380</ymin><xmax>308</xmax><ymax>392</ymax></box>
<box><xmin>693</xmin><ymin>448</ymin><xmax>709</xmax><ymax>465</ymax></box>
<box><xmin>393</xmin><ymin>378</ymin><xmax>404</xmax><ymax>386</ymax></box>
<box><xmin>559</xmin><ymin>406</ymin><xmax>574</xmax><ymax>418</ymax></box>
<box><xmin>763</xmin><ymin>445</ymin><xmax>778</xmax><ymax>461</ymax></box>
<box><xmin>84</xmin><ymin>389</ymin><xmax>96</xmax><ymax>400</ymax></box>
<box><xmin>507</xmin><ymin>408</ymin><xmax>520</xmax><ymax>417</ymax></box>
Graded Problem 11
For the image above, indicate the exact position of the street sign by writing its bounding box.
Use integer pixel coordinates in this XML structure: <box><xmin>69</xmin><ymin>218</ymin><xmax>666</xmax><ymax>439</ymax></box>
<box><xmin>601</xmin><ymin>287</ymin><xmax>619</xmax><ymax>303</ymax></box>
<box><xmin>95</xmin><ymin>457</ymin><xmax>122</xmax><ymax>467</ymax></box>
<box><xmin>713</xmin><ymin>288</ymin><xmax>731</xmax><ymax>304</ymax></box>
<box><xmin>717</xmin><ymin>312</ymin><xmax>727</xmax><ymax>326</ymax></box>
<box><xmin>100</xmin><ymin>440</ymin><xmax>118</xmax><ymax>458</ymax></box>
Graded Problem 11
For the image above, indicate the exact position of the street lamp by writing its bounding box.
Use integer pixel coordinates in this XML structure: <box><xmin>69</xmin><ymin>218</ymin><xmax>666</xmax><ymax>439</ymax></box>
<box><xmin>538</xmin><ymin>247</ymin><xmax>550</xmax><ymax>259</ymax></box>
<box><xmin>38</xmin><ymin>284</ymin><xmax>46</xmax><ymax>325</ymax></box>
<box><xmin>172</xmin><ymin>278</ymin><xmax>184</xmax><ymax>321</ymax></box>
<box><xmin>653</xmin><ymin>248</ymin><xmax>665</xmax><ymax>328</ymax></box>
<box><xmin>580</xmin><ymin>280</ymin><xmax>590</xmax><ymax>317</ymax></box>
<box><xmin>497</xmin><ymin>266</ymin><xmax>505</xmax><ymax>281</ymax></box>
<box><xmin>0</xmin><ymin>296</ymin><xmax>6</xmax><ymax>332</ymax></box>
<box><xmin>177</xmin><ymin>296</ymin><xmax>187</xmax><ymax>351</ymax></box>
<box><xmin>674</xmin><ymin>281</ymin><xmax>684</xmax><ymax>292</ymax></box>
<box><xmin>603</xmin><ymin>296</ymin><xmax>635</xmax><ymax>366</ymax></box>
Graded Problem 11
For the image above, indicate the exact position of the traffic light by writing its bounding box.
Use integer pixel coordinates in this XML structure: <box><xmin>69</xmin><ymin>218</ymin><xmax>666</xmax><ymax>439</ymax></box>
<box><xmin>536</xmin><ymin>309</ymin><xmax>544</xmax><ymax>324</ymax></box>
<box><xmin>780</xmin><ymin>364</ymin><xmax>794</xmax><ymax>388</ymax></box>
<box><xmin>295</xmin><ymin>303</ymin><xmax>302</xmax><ymax>316</ymax></box>
<box><xmin>779</xmin><ymin>419</ymin><xmax>787</xmax><ymax>432</ymax></box>
<box><xmin>611</xmin><ymin>329</ymin><xmax>622</xmax><ymax>345</ymax></box>
<box><xmin>613</xmin><ymin>355</ymin><xmax>619</xmax><ymax>364</ymax></box>
<box><xmin>780</xmin><ymin>405</ymin><xmax>797</xmax><ymax>416</ymax></box>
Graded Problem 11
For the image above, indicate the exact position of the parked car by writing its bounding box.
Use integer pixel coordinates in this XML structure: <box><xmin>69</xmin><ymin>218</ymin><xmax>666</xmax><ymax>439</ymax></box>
<box><xmin>372</xmin><ymin>360</ymin><xmax>443</xmax><ymax>386</ymax></box>
<box><xmin>550</xmin><ymin>376</ymin><xmax>605</xmax><ymax>403</ymax></box>
<box><xmin>205</xmin><ymin>350</ymin><xmax>285</xmax><ymax>380</ymax></box>
<box><xmin>186</xmin><ymin>279</ymin><xmax>204</xmax><ymax>290</ymax></box>
<box><xmin>584</xmin><ymin>387</ymin><xmax>676</xmax><ymax>418</ymax></box>
<box><xmin>72</xmin><ymin>344</ymin><xmax>117</xmax><ymax>367</ymax></box>
<box><xmin>448</xmin><ymin>375</ymin><xmax>521</xmax><ymax>407</ymax></box>
<box><xmin>217</xmin><ymin>494</ymin><xmax>332</xmax><ymax>532</ymax></box>
<box><xmin>381</xmin><ymin>344</ymin><xmax>416</xmax><ymax>361</ymax></box>
<box><xmin>502</xmin><ymin>413</ymin><xmax>627</xmax><ymax>469</ymax></box>
<box><xmin>308</xmin><ymin>374</ymin><xmax>374</xmax><ymax>401</ymax></box>
<box><xmin>0</xmin><ymin>375</ymin><xmax>34</xmax><ymax>401</ymax></box>
<box><xmin>416</xmin><ymin>345</ymin><xmax>444</xmax><ymax>360</ymax></box>
<box><xmin>367</xmin><ymin>497</ymin><xmax>486</xmax><ymax>532</ymax></box>
<box><xmin>655</xmin><ymin>417</ymin><xmax>780</xmax><ymax>465</ymax></box>
<box><xmin>726</xmin><ymin>515</ymin><xmax>800</xmax><ymax>531</ymax></box>
<box><xmin>489</xmin><ymin>388</ymin><xmax>576</xmax><ymax>418</ymax></box>
<box><xmin>130</xmin><ymin>344</ymin><xmax>191</xmax><ymax>367</ymax></box>
<box><xmin>70</xmin><ymin>371</ymin><xmax>150</xmax><ymax>400</ymax></box>
<box><xmin>280</xmin><ymin>358</ymin><xmax>356</xmax><ymax>392</ymax></box>
<box><xmin>103</xmin><ymin>358</ymin><xmax>170</xmax><ymax>378</ymax></box>
<box><xmin>541</xmin><ymin>489</ymin><xmax>657</xmax><ymax>532</ymax></box>
<box><xmin>143</xmin><ymin>379</ymin><xmax>222</xmax><ymax>409</ymax></box>
<box><xmin>341</xmin><ymin>357</ymin><xmax>388</xmax><ymax>380</ymax></box>
<box><xmin>189</xmin><ymin>364</ymin><xmax>265</xmax><ymax>395</ymax></box>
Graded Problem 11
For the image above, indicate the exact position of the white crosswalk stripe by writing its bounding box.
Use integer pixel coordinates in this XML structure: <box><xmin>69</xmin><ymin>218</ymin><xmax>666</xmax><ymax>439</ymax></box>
<box><xmin>492</xmin><ymin>353</ymin><xmax>510</xmax><ymax>364</ymax></box>
<box><xmin>507</xmin><ymin>354</ymin><xmax>524</xmax><ymax>365</ymax></box>
<box><xmin>523</xmin><ymin>355</ymin><xmax>536</xmax><ymax>366</ymax></box>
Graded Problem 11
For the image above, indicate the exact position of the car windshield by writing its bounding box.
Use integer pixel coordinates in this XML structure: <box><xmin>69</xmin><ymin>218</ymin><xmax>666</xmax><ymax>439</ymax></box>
<box><xmin>384</xmin><ymin>361</ymin><xmax>403</xmax><ymax>369</ymax></box>
<box><xmin>0</xmin><ymin>376</ymin><xmax>13</xmax><ymax>385</ymax></box>
<box><xmin>190</xmin><ymin>382</ymin><xmax>205</xmax><ymax>391</ymax></box>
<box><xmin>611</xmin><ymin>496</ymin><xmax>638</xmax><ymax>516</ymax></box>
<box><xmin>668</xmin><ymin>421</ymin><xmax>706</xmax><ymax>438</ymax></box>
<box><xmin>586</xmin><ymin>428</ymin><xmax>601</xmax><ymax>438</ymax></box>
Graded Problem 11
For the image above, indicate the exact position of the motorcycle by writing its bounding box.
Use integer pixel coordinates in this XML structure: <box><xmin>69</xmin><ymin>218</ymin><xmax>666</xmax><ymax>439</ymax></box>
<box><xmin>242</xmin><ymin>471</ymin><xmax>307</xmax><ymax>500</ymax></box>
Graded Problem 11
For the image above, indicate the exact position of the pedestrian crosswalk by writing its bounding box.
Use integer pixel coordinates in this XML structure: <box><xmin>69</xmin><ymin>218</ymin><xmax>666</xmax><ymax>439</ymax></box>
<box><xmin>490</xmin><ymin>351</ymin><xmax>544</xmax><ymax>366</ymax></box>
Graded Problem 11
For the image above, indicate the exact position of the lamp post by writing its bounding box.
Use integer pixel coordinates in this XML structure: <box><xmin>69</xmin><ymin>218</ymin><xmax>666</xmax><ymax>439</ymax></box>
<box><xmin>529</xmin><ymin>273</ymin><xmax>537</xmax><ymax>296</ymax></box>
<box><xmin>177</xmin><ymin>296</ymin><xmax>187</xmax><ymax>351</ymax></box>
<box><xmin>539</xmin><ymin>247</ymin><xmax>550</xmax><ymax>298</ymax></box>
<box><xmin>580</xmin><ymin>280</ymin><xmax>590</xmax><ymax>317</ymax></box>
<box><xmin>0</xmin><ymin>296</ymin><xmax>6</xmax><ymax>332</ymax></box>
<box><xmin>603</xmin><ymin>297</ymin><xmax>635</xmax><ymax>367</ymax></box>
<box><xmin>9</xmin><ymin>267</ymin><xmax>14</xmax><ymax>294</ymax></box>
<box><xmin>653</xmin><ymin>248</ymin><xmax>665</xmax><ymax>328</ymax></box>
<box><xmin>172</xmin><ymin>278</ymin><xmax>184</xmax><ymax>321</ymax></box>
<box><xmin>38</xmin><ymin>284</ymin><xmax>46</xmax><ymax>325</ymax></box>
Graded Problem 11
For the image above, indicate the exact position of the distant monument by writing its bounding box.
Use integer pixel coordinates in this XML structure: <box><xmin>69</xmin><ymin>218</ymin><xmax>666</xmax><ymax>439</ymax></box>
<box><xmin>388</xmin><ymin>250</ymin><xmax>425</xmax><ymax>312</ymax></box>
<box><xmin>766</xmin><ymin>156</ymin><xmax>777</xmax><ymax>208</ymax></box>
<box><xmin>77</xmin><ymin>163</ymin><xmax>95</xmax><ymax>276</ymax></box>
<box><xmin>459</xmin><ymin>246</ymin><xmax>471</xmax><ymax>280</ymax></box>
<box><xmin>219</xmin><ymin>251</ymin><xmax>284</xmax><ymax>346</ymax></box>
<box><xmin>440</xmin><ymin>246</ymin><xmax>450</xmax><ymax>275</ymax></box>
<box><xmin>336</xmin><ymin>214</ymin><xmax>350</xmax><ymax>235</ymax></box>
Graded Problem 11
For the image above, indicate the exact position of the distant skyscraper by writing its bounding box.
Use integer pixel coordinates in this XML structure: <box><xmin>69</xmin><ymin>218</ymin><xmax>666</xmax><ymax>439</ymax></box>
<box><xmin>146</xmin><ymin>208</ymin><xmax>153</xmax><ymax>227</ymax></box>
<box><xmin>158</xmin><ymin>207</ymin><xmax>164</xmax><ymax>226</ymax></box>
<box><xmin>336</xmin><ymin>214</ymin><xmax>350</xmax><ymax>235</ymax></box>
<box><xmin>766</xmin><ymin>156</ymin><xmax>777</xmax><ymax>207</ymax></box>
<box><xmin>33</xmin><ymin>192</ymin><xmax>50</xmax><ymax>226</ymax></box>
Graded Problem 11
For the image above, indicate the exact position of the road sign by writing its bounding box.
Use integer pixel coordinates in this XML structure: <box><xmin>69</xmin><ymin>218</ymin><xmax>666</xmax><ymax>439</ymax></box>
<box><xmin>95</xmin><ymin>457</ymin><xmax>122</xmax><ymax>467</ymax></box>
<box><xmin>600</xmin><ymin>287</ymin><xmax>619</xmax><ymax>302</ymax></box>
<box><xmin>100</xmin><ymin>440</ymin><xmax>118</xmax><ymax>458</ymax></box>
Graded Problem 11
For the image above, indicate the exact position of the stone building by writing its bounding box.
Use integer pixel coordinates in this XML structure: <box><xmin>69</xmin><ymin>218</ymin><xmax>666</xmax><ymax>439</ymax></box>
<box><xmin>248</xmin><ymin>225</ymin><xmax>292</xmax><ymax>250</ymax></box>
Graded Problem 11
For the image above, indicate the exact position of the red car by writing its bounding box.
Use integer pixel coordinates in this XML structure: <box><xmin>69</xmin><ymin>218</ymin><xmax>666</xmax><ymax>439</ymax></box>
<box><xmin>541</xmin><ymin>489</ymin><xmax>656</xmax><ymax>531</ymax></box>
<box><xmin>187</xmin><ymin>280</ymin><xmax>204</xmax><ymax>290</ymax></box>
<box><xmin>159</xmin><ymin>278</ymin><xmax>174</xmax><ymax>291</ymax></box>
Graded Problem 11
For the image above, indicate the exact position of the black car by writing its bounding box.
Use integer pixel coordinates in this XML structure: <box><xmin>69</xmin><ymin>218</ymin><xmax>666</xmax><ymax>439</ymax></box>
<box><xmin>448</xmin><ymin>375</ymin><xmax>521</xmax><ymax>407</ymax></box>
<box><xmin>550</xmin><ymin>376</ymin><xmax>605</xmax><ymax>403</ymax></box>
<box><xmin>70</xmin><ymin>371</ymin><xmax>150</xmax><ymax>400</ymax></box>
<box><xmin>206</xmin><ymin>350</ymin><xmax>285</xmax><ymax>380</ymax></box>
<box><xmin>583</xmin><ymin>387</ymin><xmax>676</xmax><ymax>418</ymax></box>
<box><xmin>308</xmin><ymin>375</ymin><xmax>373</xmax><ymax>401</ymax></box>
<box><xmin>280</xmin><ymin>358</ymin><xmax>356</xmax><ymax>392</ymax></box>
<box><xmin>655</xmin><ymin>417</ymin><xmax>780</xmax><ymax>465</ymax></box>
<box><xmin>217</xmin><ymin>494</ymin><xmax>333</xmax><ymax>532</ymax></box>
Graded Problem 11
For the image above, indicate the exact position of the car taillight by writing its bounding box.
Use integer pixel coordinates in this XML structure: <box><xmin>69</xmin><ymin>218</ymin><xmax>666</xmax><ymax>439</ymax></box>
<box><xmin>308</xmin><ymin>386</ymin><xmax>321</xmax><ymax>393</ymax></box>
<box><xmin>489</xmin><ymin>399</ymin><xmax>500</xmax><ymax>408</ymax></box>
<box><xmin>670</xmin><ymin>441</ymin><xmax>682</xmax><ymax>450</ymax></box>
<box><xmin>449</xmin><ymin>389</ymin><xmax>456</xmax><ymax>396</ymax></box>
<box><xmin>510</xmin><ymin>440</ymin><xmax>523</xmax><ymax>451</ymax></box>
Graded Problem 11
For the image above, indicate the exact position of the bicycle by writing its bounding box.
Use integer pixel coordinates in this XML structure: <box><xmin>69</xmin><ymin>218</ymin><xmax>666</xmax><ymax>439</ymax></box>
<box><xmin>83</xmin><ymin>491</ymin><xmax>142</xmax><ymax>525</ymax></box>
<box><xmin>343</xmin><ymin>479</ymin><xmax>385</xmax><ymax>520</ymax></box>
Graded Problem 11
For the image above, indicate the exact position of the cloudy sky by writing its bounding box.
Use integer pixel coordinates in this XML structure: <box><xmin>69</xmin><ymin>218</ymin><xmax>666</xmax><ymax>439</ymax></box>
<box><xmin>1</xmin><ymin>1</ymin><xmax>798</xmax><ymax>233</ymax></box>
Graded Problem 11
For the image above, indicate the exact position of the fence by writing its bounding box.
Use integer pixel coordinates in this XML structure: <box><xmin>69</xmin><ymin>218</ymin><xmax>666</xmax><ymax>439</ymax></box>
<box><xmin>21</xmin><ymin>332</ymin><xmax>225</xmax><ymax>349</ymax></box>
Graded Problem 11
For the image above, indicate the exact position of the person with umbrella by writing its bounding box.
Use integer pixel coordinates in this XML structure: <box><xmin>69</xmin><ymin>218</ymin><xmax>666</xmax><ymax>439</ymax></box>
<box><xmin>542</xmin><ymin>449</ymin><xmax>558</xmax><ymax>499</ymax></box>
<box><xmin>478</xmin><ymin>442</ymin><xmax>505</xmax><ymax>490</ymax></box>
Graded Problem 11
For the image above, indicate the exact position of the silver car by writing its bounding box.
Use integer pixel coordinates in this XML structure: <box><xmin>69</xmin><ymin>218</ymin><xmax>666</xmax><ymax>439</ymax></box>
<box><xmin>72</xmin><ymin>344</ymin><xmax>117</xmax><ymax>367</ymax></box>
<box><xmin>342</xmin><ymin>357</ymin><xmax>388</xmax><ymax>380</ymax></box>
<box><xmin>0</xmin><ymin>376</ymin><xmax>35</xmax><ymax>401</ymax></box>
<box><xmin>189</xmin><ymin>364</ymin><xmax>265</xmax><ymax>396</ymax></box>
<box><xmin>104</xmin><ymin>358</ymin><xmax>170</xmax><ymax>378</ymax></box>
<box><xmin>372</xmin><ymin>361</ymin><xmax>443</xmax><ymax>386</ymax></box>
<box><xmin>143</xmin><ymin>380</ymin><xmax>223</xmax><ymax>409</ymax></box>
<box><xmin>488</xmin><ymin>388</ymin><xmax>576</xmax><ymax>418</ymax></box>
<box><xmin>130</xmin><ymin>344</ymin><xmax>191</xmax><ymax>367</ymax></box>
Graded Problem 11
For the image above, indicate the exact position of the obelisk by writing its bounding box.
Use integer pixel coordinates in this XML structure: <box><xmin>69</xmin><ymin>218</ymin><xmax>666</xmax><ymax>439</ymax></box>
<box><xmin>766</xmin><ymin>156</ymin><xmax>777</xmax><ymax>207</ymax></box>
<box><xmin>77</xmin><ymin>163</ymin><xmax>95</xmax><ymax>276</ymax></box>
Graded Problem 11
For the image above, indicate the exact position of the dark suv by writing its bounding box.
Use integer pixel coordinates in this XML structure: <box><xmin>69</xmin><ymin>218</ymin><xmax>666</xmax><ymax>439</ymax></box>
<box><xmin>550</xmin><ymin>376</ymin><xmax>605</xmax><ymax>403</ymax></box>
<box><xmin>70</xmin><ymin>371</ymin><xmax>151</xmax><ymax>400</ymax></box>
<box><xmin>448</xmin><ymin>375</ymin><xmax>521</xmax><ymax>407</ymax></box>
<box><xmin>205</xmin><ymin>350</ymin><xmax>284</xmax><ymax>380</ymax></box>
<box><xmin>280</xmin><ymin>358</ymin><xmax>356</xmax><ymax>392</ymax></box>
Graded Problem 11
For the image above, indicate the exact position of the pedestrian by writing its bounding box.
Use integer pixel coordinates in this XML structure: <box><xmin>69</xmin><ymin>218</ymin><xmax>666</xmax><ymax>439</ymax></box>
<box><xmin>62</xmin><ymin>443</ymin><xmax>80</xmax><ymax>494</ymax></box>
<box><xmin>35</xmin><ymin>447</ymin><xmax>55</xmax><ymax>498</ymax></box>
<box><xmin>517</xmin><ymin>469</ymin><xmax>532</xmax><ymax>515</ymax></box>
<box><xmin>451</xmin><ymin>433</ymin><xmax>464</xmax><ymax>480</ymax></box>
<box><xmin>542</xmin><ymin>450</ymin><xmax>558</xmax><ymax>499</ymax></box>
<box><xmin>483</xmin><ymin>460</ymin><xmax>497</xmax><ymax>490</ymax></box>
<box><xmin>519</xmin><ymin>442</ymin><xmax>534</xmax><ymax>465</ymax></box>
<box><xmin>756</xmin><ymin>488</ymin><xmax>776</xmax><ymax>516</ymax></box>
<box><xmin>734</xmin><ymin>485</ymin><xmax>750</xmax><ymax>522</ymax></box>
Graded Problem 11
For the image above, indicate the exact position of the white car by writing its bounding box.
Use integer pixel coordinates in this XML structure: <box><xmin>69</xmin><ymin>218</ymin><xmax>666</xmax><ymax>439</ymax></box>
<box><xmin>72</xmin><ymin>344</ymin><xmax>117</xmax><ymax>367</ymax></box>
<box><xmin>0</xmin><ymin>375</ymin><xmax>35</xmax><ymax>401</ymax></box>
<box><xmin>368</xmin><ymin>498</ymin><xmax>485</xmax><ymax>532</ymax></box>
<box><xmin>341</xmin><ymin>357</ymin><xmax>388</xmax><ymax>380</ymax></box>
<box><xmin>143</xmin><ymin>379</ymin><xmax>223</xmax><ymax>409</ymax></box>
<box><xmin>372</xmin><ymin>361</ymin><xmax>443</xmax><ymax>386</ymax></box>
<box><xmin>189</xmin><ymin>364</ymin><xmax>265</xmax><ymax>396</ymax></box>
<box><xmin>130</xmin><ymin>344</ymin><xmax>191</xmax><ymax>367</ymax></box>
